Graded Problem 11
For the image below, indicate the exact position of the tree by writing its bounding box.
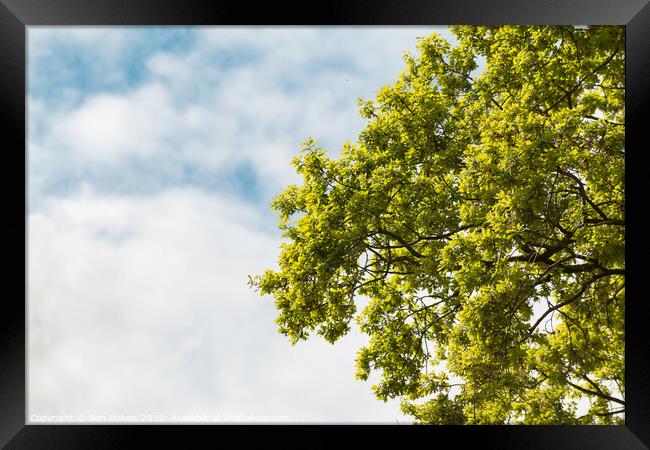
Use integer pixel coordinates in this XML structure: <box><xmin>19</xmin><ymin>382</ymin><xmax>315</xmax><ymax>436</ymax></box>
<box><xmin>249</xmin><ymin>25</ymin><xmax>625</xmax><ymax>424</ymax></box>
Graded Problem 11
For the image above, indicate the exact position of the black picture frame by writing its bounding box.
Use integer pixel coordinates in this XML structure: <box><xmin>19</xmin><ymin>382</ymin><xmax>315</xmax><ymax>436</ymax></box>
<box><xmin>1</xmin><ymin>1</ymin><xmax>648</xmax><ymax>448</ymax></box>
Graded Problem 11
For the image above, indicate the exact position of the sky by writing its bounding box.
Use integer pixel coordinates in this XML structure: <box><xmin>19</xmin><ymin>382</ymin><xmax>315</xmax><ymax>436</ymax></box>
<box><xmin>27</xmin><ymin>26</ymin><xmax>455</xmax><ymax>424</ymax></box>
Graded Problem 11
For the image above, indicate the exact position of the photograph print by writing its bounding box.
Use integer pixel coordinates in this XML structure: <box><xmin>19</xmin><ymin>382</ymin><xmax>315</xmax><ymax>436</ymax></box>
<box><xmin>28</xmin><ymin>25</ymin><xmax>625</xmax><ymax>425</ymax></box>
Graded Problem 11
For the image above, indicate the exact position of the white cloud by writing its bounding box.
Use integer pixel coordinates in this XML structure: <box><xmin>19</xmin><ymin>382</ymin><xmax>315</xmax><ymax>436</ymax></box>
<box><xmin>47</xmin><ymin>84</ymin><xmax>176</xmax><ymax>163</ymax></box>
<box><xmin>29</xmin><ymin>27</ymin><xmax>452</xmax><ymax>205</ymax></box>
<box><xmin>28</xmin><ymin>186</ymin><xmax>408</xmax><ymax>422</ymax></box>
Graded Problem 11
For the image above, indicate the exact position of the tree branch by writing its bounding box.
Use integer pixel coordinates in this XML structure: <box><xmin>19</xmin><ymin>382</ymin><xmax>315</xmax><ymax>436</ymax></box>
<box><xmin>527</xmin><ymin>272</ymin><xmax>612</xmax><ymax>337</ymax></box>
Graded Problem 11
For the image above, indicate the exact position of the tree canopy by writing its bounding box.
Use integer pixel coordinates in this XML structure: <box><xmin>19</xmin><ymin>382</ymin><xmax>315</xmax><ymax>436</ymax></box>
<box><xmin>249</xmin><ymin>25</ymin><xmax>625</xmax><ymax>424</ymax></box>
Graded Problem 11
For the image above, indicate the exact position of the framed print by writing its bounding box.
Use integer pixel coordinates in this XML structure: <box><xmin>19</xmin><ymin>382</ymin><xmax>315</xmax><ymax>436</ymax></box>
<box><xmin>1</xmin><ymin>0</ymin><xmax>648</xmax><ymax>448</ymax></box>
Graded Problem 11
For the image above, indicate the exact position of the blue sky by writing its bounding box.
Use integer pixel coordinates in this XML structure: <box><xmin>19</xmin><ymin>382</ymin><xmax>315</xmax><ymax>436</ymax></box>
<box><xmin>27</xmin><ymin>26</ymin><xmax>454</xmax><ymax>423</ymax></box>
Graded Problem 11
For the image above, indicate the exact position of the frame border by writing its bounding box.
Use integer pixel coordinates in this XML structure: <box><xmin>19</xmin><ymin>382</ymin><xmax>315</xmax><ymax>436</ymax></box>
<box><xmin>1</xmin><ymin>1</ymin><xmax>648</xmax><ymax>448</ymax></box>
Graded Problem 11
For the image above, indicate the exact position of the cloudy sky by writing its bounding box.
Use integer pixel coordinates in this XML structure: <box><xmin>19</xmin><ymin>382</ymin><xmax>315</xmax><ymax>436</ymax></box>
<box><xmin>27</xmin><ymin>26</ymin><xmax>453</xmax><ymax>423</ymax></box>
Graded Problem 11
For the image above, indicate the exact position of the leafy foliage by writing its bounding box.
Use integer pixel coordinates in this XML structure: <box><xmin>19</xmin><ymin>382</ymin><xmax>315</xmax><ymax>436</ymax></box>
<box><xmin>249</xmin><ymin>26</ymin><xmax>625</xmax><ymax>424</ymax></box>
